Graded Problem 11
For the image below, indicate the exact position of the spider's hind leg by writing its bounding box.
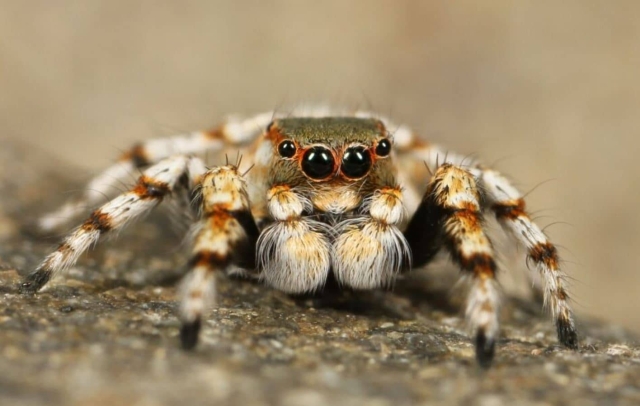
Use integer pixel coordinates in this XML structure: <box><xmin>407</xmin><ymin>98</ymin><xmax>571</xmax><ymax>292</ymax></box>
<box><xmin>474</xmin><ymin>167</ymin><xmax>578</xmax><ymax>349</ymax></box>
<box><xmin>404</xmin><ymin>163</ymin><xmax>500</xmax><ymax>368</ymax></box>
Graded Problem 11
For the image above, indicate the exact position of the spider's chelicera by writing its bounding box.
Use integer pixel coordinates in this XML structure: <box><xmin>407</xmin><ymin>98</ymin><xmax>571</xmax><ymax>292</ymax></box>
<box><xmin>20</xmin><ymin>107</ymin><xmax>578</xmax><ymax>367</ymax></box>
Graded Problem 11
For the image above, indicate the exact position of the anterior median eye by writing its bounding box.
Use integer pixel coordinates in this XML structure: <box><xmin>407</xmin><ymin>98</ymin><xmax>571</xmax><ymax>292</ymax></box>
<box><xmin>301</xmin><ymin>146</ymin><xmax>335</xmax><ymax>180</ymax></box>
<box><xmin>341</xmin><ymin>146</ymin><xmax>372</xmax><ymax>179</ymax></box>
<box><xmin>278</xmin><ymin>140</ymin><xmax>297</xmax><ymax>158</ymax></box>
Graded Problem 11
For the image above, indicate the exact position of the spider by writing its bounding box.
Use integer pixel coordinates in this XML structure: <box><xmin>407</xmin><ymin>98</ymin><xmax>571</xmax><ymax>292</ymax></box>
<box><xmin>20</xmin><ymin>106</ymin><xmax>578</xmax><ymax>367</ymax></box>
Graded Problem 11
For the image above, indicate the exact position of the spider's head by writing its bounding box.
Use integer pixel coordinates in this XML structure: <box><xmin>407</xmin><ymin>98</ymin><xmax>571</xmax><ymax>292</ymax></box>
<box><xmin>262</xmin><ymin>117</ymin><xmax>396</xmax><ymax>213</ymax></box>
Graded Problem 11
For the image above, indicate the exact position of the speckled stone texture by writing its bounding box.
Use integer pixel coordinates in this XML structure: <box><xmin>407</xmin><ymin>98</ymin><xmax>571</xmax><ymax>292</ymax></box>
<box><xmin>1</xmin><ymin>143</ymin><xmax>639</xmax><ymax>406</ymax></box>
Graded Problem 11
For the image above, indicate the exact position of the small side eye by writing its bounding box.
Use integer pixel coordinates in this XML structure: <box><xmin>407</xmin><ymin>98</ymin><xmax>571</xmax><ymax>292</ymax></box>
<box><xmin>278</xmin><ymin>140</ymin><xmax>297</xmax><ymax>158</ymax></box>
<box><xmin>375</xmin><ymin>138</ymin><xmax>391</xmax><ymax>157</ymax></box>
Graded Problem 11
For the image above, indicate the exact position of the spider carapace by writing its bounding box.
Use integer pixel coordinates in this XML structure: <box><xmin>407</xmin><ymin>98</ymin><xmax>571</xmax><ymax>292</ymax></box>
<box><xmin>21</xmin><ymin>108</ymin><xmax>578</xmax><ymax>367</ymax></box>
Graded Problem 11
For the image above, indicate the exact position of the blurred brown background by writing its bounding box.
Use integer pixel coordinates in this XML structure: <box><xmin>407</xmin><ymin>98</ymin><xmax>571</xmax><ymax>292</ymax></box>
<box><xmin>1</xmin><ymin>1</ymin><xmax>639</xmax><ymax>333</ymax></box>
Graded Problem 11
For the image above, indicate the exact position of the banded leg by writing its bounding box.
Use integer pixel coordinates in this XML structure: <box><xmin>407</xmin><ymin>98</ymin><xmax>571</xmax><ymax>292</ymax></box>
<box><xmin>179</xmin><ymin>165</ymin><xmax>260</xmax><ymax>349</ymax></box>
<box><xmin>405</xmin><ymin>164</ymin><xmax>500</xmax><ymax>367</ymax></box>
<box><xmin>333</xmin><ymin>186</ymin><xmax>411</xmax><ymax>289</ymax></box>
<box><xmin>399</xmin><ymin>133</ymin><xmax>578</xmax><ymax>350</ymax></box>
<box><xmin>474</xmin><ymin>168</ymin><xmax>578</xmax><ymax>349</ymax></box>
<box><xmin>22</xmin><ymin>156</ymin><xmax>202</xmax><ymax>293</ymax></box>
<box><xmin>256</xmin><ymin>185</ymin><xmax>332</xmax><ymax>294</ymax></box>
<box><xmin>39</xmin><ymin>113</ymin><xmax>274</xmax><ymax>232</ymax></box>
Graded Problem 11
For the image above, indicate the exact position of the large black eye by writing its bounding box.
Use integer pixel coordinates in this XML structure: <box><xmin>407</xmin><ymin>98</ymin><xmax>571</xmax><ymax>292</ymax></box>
<box><xmin>375</xmin><ymin>138</ymin><xmax>391</xmax><ymax>157</ymax></box>
<box><xmin>302</xmin><ymin>146</ymin><xmax>335</xmax><ymax>179</ymax></box>
<box><xmin>341</xmin><ymin>146</ymin><xmax>372</xmax><ymax>179</ymax></box>
<box><xmin>278</xmin><ymin>140</ymin><xmax>296</xmax><ymax>158</ymax></box>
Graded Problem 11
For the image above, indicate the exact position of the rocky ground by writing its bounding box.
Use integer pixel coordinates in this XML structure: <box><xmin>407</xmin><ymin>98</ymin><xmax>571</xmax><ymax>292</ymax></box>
<box><xmin>0</xmin><ymin>143</ymin><xmax>639</xmax><ymax>406</ymax></box>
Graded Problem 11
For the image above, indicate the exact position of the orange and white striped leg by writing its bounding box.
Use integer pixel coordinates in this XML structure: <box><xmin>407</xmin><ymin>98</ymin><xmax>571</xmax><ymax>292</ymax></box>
<box><xmin>256</xmin><ymin>185</ymin><xmax>332</xmax><ymax>294</ymax></box>
<box><xmin>405</xmin><ymin>164</ymin><xmax>500</xmax><ymax>367</ymax></box>
<box><xmin>22</xmin><ymin>155</ymin><xmax>206</xmax><ymax>293</ymax></box>
<box><xmin>475</xmin><ymin>168</ymin><xmax>578</xmax><ymax>349</ymax></box>
<box><xmin>38</xmin><ymin>112</ymin><xmax>274</xmax><ymax>232</ymax></box>
<box><xmin>179</xmin><ymin>165</ymin><xmax>259</xmax><ymax>349</ymax></box>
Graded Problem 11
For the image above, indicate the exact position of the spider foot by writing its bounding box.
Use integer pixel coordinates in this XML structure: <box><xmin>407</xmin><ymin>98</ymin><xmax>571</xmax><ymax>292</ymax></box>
<box><xmin>475</xmin><ymin>329</ymin><xmax>496</xmax><ymax>369</ymax></box>
<box><xmin>180</xmin><ymin>318</ymin><xmax>201</xmax><ymax>350</ymax></box>
<box><xmin>18</xmin><ymin>270</ymin><xmax>51</xmax><ymax>294</ymax></box>
<box><xmin>557</xmin><ymin>318</ymin><xmax>579</xmax><ymax>350</ymax></box>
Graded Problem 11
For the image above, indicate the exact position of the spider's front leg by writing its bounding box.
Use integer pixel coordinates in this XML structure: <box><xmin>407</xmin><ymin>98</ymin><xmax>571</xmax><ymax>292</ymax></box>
<box><xmin>404</xmin><ymin>163</ymin><xmax>501</xmax><ymax>367</ymax></box>
<box><xmin>178</xmin><ymin>165</ymin><xmax>260</xmax><ymax>349</ymax></box>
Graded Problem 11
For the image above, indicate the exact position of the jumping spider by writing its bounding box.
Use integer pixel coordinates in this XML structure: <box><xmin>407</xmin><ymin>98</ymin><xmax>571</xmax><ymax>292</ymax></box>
<box><xmin>21</xmin><ymin>107</ymin><xmax>578</xmax><ymax>367</ymax></box>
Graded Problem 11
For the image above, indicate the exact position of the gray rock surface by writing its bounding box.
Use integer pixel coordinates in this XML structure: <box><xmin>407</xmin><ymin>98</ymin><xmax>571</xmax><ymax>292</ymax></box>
<box><xmin>1</xmin><ymin>143</ymin><xmax>639</xmax><ymax>406</ymax></box>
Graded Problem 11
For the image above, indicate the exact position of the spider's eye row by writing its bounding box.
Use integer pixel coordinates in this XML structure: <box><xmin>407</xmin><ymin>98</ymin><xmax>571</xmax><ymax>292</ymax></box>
<box><xmin>278</xmin><ymin>140</ymin><xmax>297</xmax><ymax>158</ymax></box>
<box><xmin>301</xmin><ymin>146</ymin><xmax>335</xmax><ymax>180</ymax></box>
<box><xmin>341</xmin><ymin>146</ymin><xmax>372</xmax><ymax>179</ymax></box>
<box><xmin>375</xmin><ymin>138</ymin><xmax>392</xmax><ymax>157</ymax></box>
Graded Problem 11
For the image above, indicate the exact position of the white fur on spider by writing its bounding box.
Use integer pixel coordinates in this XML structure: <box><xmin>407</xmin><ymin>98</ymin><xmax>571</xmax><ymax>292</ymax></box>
<box><xmin>37</xmin><ymin>112</ymin><xmax>272</xmax><ymax>234</ymax></box>
<box><xmin>474</xmin><ymin>167</ymin><xmax>574</xmax><ymax>322</ymax></box>
<box><xmin>143</xmin><ymin>114</ymin><xmax>271</xmax><ymax>160</ymax></box>
<box><xmin>142</xmin><ymin>132</ymin><xmax>221</xmax><ymax>162</ymax></box>
<box><xmin>266</xmin><ymin>186</ymin><xmax>313</xmax><ymax>221</ymax></box>
<box><xmin>333</xmin><ymin>187</ymin><xmax>410</xmax><ymax>289</ymax></box>
<box><xmin>36</xmin><ymin>156</ymin><xmax>192</xmax><ymax>281</ymax></box>
<box><xmin>387</xmin><ymin>124</ymin><xmax>414</xmax><ymax>150</ymax></box>
<box><xmin>258</xmin><ymin>184</ymin><xmax>332</xmax><ymax>293</ymax></box>
<box><xmin>502</xmin><ymin>215</ymin><xmax>566</xmax><ymax>313</ymax></box>
<box><xmin>200</xmin><ymin>166</ymin><xmax>250</xmax><ymax>212</ymax></box>
<box><xmin>38</xmin><ymin>161</ymin><xmax>136</xmax><ymax>232</ymax></box>
<box><xmin>253</xmin><ymin>137</ymin><xmax>276</xmax><ymax>167</ymax></box>
<box><xmin>37</xmin><ymin>229</ymin><xmax>100</xmax><ymax>284</ymax></box>
<box><xmin>365</xmin><ymin>188</ymin><xmax>406</xmax><ymax>225</ymax></box>
<box><xmin>257</xmin><ymin>219</ymin><xmax>333</xmax><ymax>293</ymax></box>
<box><xmin>333</xmin><ymin>219</ymin><xmax>410</xmax><ymax>289</ymax></box>
<box><xmin>179</xmin><ymin>265</ymin><xmax>216</xmax><ymax>324</ymax></box>
<box><xmin>465</xmin><ymin>276</ymin><xmax>502</xmax><ymax>341</ymax></box>
<box><xmin>223</xmin><ymin>112</ymin><xmax>274</xmax><ymax>143</ymax></box>
<box><xmin>187</xmin><ymin>156</ymin><xmax>209</xmax><ymax>186</ymax></box>
<box><xmin>477</xmin><ymin>169</ymin><xmax>522</xmax><ymax>203</ymax></box>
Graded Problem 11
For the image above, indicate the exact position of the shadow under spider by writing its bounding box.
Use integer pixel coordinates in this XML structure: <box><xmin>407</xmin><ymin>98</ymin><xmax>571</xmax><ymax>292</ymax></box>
<box><xmin>286</xmin><ymin>273</ymin><xmax>461</xmax><ymax>320</ymax></box>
